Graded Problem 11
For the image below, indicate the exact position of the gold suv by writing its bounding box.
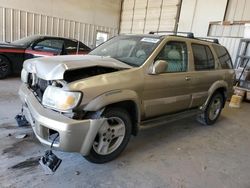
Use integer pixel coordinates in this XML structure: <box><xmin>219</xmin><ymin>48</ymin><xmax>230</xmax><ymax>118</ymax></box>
<box><xmin>19</xmin><ymin>32</ymin><xmax>235</xmax><ymax>163</ymax></box>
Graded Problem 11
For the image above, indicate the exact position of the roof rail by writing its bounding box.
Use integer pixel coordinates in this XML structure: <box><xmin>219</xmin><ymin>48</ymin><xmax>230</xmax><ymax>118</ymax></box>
<box><xmin>196</xmin><ymin>37</ymin><xmax>219</xmax><ymax>44</ymax></box>
<box><xmin>149</xmin><ymin>31</ymin><xmax>194</xmax><ymax>38</ymax></box>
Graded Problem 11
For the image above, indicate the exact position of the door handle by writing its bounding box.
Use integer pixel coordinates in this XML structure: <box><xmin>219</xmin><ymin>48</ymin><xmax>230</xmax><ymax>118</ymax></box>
<box><xmin>185</xmin><ymin>76</ymin><xmax>191</xmax><ymax>81</ymax></box>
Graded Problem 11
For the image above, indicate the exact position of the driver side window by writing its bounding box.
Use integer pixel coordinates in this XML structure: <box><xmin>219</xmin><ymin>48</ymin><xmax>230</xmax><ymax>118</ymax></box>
<box><xmin>155</xmin><ymin>41</ymin><xmax>188</xmax><ymax>73</ymax></box>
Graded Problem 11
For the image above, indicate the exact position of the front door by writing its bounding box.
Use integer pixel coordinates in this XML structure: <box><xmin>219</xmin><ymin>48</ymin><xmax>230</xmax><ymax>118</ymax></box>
<box><xmin>143</xmin><ymin>40</ymin><xmax>193</xmax><ymax>119</ymax></box>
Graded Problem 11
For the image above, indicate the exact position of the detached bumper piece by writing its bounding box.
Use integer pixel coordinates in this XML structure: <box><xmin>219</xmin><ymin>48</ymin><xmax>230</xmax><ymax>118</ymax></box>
<box><xmin>15</xmin><ymin>114</ymin><xmax>30</xmax><ymax>127</ymax></box>
<box><xmin>39</xmin><ymin>150</ymin><xmax>62</xmax><ymax>175</ymax></box>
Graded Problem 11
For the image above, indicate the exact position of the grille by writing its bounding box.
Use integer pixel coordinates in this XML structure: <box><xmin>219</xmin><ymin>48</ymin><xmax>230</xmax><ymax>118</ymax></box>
<box><xmin>28</xmin><ymin>73</ymin><xmax>50</xmax><ymax>101</ymax></box>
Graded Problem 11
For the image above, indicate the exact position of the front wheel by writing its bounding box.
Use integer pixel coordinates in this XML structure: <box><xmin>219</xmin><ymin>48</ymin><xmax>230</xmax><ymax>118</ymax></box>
<box><xmin>197</xmin><ymin>92</ymin><xmax>224</xmax><ymax>125</ymax></box>
<box><xmin>84</xmin><ymin>108</ymin><xmax>132</xmax><ymax>163</ymax></box>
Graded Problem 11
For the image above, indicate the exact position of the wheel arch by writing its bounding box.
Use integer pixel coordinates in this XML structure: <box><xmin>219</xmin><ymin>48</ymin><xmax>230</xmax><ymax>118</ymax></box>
<box><xmin>83</xmin><ymin>90</ymin><xmax>141</xmax><ymax>136</ymax></box>
<box><xmin>203</xmin><ymin>80</ymin><xmax>228</xmax><ymax>109</ymax></box>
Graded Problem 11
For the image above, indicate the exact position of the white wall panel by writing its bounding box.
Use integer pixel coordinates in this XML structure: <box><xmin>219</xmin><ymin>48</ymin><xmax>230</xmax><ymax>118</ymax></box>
<box><xmin>208</xmin><ymin>22</ymin><xmax>245</xmax><ymax>63</ymax></box>
<box><xmin>225</xmin><ymin>0</ymin><xmax>250</xmax><ymax>21</ymax></box>
<box><xmin>208</xmin><ymin>24</ymin><xmax>245</xmax><ymax>38</ymax></box>
<box><xmin>0</xmin><ymin>6</ymin><xmax>119</xmax><ymax>48</ymax></box>
<box><xmin>120</xmin><ymin>0</ymin><xmax>181</xmax><ymax>34</ymax></box>
<box><xmin>178</xmin><ymin>0</ymin><xmax>227</xmax><ymax>37</ymax></box>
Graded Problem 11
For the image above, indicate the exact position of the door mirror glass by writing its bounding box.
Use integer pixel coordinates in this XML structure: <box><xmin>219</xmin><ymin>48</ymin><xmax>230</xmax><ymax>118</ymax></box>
<box><xmin>149</xmin><ymin>60</ymin><xmax>168</xmax><ymax>75</ymax></box>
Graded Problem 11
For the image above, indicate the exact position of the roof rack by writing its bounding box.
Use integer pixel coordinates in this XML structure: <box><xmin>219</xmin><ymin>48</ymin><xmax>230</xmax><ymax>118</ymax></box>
<box><xmin>149</xmin><ymin>31</ymin><xmax>194</xmax><ymax>38</ymax></box>
<box><xmin>196</xmin><ymin>37</ymin><xmax>219</xmax><ymax>44</ymax></box>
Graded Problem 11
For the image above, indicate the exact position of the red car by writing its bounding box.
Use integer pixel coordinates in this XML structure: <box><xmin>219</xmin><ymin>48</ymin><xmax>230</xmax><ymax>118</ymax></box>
<box><xmin>0</xmin><ymin>35</ymin><xmax>91</xmax><ymax>79</ymax></box>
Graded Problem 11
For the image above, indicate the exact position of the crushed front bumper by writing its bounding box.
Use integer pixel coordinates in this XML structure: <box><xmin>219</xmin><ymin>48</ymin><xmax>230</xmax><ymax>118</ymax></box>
<box><xmin>18</xmin><ymin>83</ymin><xmax>105</xmax><ymax>155</ymax></box>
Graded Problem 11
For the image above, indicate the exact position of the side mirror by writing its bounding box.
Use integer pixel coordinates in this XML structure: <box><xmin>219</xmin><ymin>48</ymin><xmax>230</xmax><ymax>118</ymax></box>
<box><xmin>149</xmin><ymin>60</ymin><xmax>168</xmax><ymax>75</ymax></box>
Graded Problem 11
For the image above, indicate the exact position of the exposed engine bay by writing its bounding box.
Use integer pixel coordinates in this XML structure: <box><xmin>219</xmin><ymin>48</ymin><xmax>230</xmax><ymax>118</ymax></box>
<box><xmin>63</xmin><ymin>66</ymin><xmax>121</xmax><ymax>82</ymax></box>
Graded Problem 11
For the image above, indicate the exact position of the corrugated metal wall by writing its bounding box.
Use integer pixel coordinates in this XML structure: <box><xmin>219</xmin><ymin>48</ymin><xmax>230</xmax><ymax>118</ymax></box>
<box><xmin>225</xmin><ymin>0</ymin><xmax>250</xmax><ymax>21</ymax></box>
<box><xmin>219</xmin><ymin>37</ymin><xmax>241</xmax><ymax>64</ymax></box>
<box><xmin>208</xmin><ymin>24</ymin><xmax>245</xmax><ymax>38</ymax></box>
<box><xmin>208</xmin><ymin>23</ymin><xmax>244</xmax><ymax>62</ymax></box>
<box><xmin>120</xmin><ymin>0</ymin><xmax>181</xmax><ymax>34</ymax></box>
<box><xmin>207</xmin><ymin>0</ymin><xmax>250</xmax><ymax>63</ymax></box>
<box><xmin>0</xmin><ymin>6</ymin><xmax>118</xmax><ymax>47</ymax></box>
<box><xmin>208</xmin><ymin>23</ymin><xmax>246</xmax><ymax>63</ymax></box>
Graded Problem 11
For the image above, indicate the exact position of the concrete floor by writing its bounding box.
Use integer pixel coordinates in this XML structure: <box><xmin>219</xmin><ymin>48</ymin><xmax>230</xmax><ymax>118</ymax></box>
<box><xmin>0</xmin><ymin>77</ymin><xmax>250</xmax><ymax>188</ymax></box>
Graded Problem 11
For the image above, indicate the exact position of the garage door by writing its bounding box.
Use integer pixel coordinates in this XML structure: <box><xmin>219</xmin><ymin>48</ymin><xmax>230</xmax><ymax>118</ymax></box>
<box><xmin>120</xmin><ymin>0</ymin><xmax>181</xmax><ymax>34</ymax></box>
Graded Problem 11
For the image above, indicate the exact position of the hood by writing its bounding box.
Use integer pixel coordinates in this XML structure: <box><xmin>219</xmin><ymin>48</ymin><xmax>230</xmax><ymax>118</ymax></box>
<box><xmin>23</xmin><ymin>55</ymin><xmax>132</xmax><ymax>80</ymax></box>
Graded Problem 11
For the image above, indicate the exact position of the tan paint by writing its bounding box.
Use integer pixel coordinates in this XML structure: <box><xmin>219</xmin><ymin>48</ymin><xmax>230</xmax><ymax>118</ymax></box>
<box><xmin>63</xmin><ymin>35</ymin><xmax>235</xmax><ymax>120</ymax></box>
<box><xmin>19</xmin><ymin>34</ymin><xmax>235</xmax><ymax>155</ymax></box>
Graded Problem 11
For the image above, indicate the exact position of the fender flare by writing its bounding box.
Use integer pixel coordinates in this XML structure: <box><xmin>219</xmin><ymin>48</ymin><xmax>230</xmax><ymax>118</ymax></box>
<box><xmin>203</xmin><ymin>80</ymin><xmax>228</xmax><ymax>109</ymax></box>
<box><xmin>83</xmin><ymin>89</ymin><xmax>141</xmax><ymax>122</ymax></box>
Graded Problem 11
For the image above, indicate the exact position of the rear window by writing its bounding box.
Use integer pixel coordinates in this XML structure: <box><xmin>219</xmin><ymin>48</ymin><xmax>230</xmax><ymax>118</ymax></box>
<box><xmin>192</xmin><ymin>44</ymin><xmax>215</xmax><ymax>70</ymax></box>
<box><xmin>212</xmin><ymin>45</ymin><xmax>233</xmax><ymax>69</ymax></box>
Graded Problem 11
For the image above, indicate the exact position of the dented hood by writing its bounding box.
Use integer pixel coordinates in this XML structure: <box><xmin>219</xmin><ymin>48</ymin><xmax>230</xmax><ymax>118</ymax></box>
<box><xmin>23</xmin><ymin>55</ymin><xmax>132</xmax><ymax>80</ymax></box>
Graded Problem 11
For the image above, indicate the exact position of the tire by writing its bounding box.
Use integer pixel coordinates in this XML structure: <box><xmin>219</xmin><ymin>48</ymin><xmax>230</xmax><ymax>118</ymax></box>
<box><xmin>0</xmin><ymin>56</ymin><xmax>11</xmax><ymax>79</ymax></box>
<box><xmin>197</xmin><ymin>92</ymin><xmax>224</xmax><ymax>125</ymax></box>
<box><xmin>85</xmin><ymin>107</ymin><xmax>132</xmax><ymax>164</ymax></box>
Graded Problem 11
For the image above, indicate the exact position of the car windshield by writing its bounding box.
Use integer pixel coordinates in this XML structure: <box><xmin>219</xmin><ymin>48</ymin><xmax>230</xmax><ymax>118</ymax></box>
<box><xmin>89</xmin><ymin>35</ymin><xmax>162</xmax><ymax>67</ymax></box>
<box><xmin>11</xmin><ymin>35</ymin><xmax>40</xmax><ymax>46</ymax></box>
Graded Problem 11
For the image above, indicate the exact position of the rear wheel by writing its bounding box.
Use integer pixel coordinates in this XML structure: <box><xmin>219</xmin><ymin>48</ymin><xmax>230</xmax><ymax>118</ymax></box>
<box><xmin>85</xmin><ymin>108</ymin><xmax>132</xmax><ymax>163</ymax></box>
<box><xmin>198</xmin><ymin>92</ymin><xmax>224</xmax><ymax>125</ymax></box>
<box><xmin>0</xmin><ymin>56</ymin><xmax>11</xmax><ymax>79</ymax></box>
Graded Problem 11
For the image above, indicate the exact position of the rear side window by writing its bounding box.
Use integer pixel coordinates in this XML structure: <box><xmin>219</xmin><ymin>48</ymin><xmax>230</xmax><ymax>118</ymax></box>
<box><xmin>79</xmin><ymin>43</ymin><xmax>90</xmax><ymax>51</ymax></box>
<box><xmin>64</xmin><ymin>40</ymin><xmax>78</xmax><ymax>54</ymax></box>
<box><xmin>192</xmin><ymin>44</ymin><xmax>215</xmax><ymax>71</ymax></box>
<box><xmin>212</xmin><ymin>45</ymin><xmax>233</xmax><ymax>69</ymax></box>
<box><xmin>64</xmin><ymin>40</ymin><xmax>90</xmax><ymax>54</ymax></box>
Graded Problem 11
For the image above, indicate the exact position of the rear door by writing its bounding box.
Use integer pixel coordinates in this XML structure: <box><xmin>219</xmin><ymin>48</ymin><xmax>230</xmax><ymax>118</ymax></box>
<box><xmin>189</xmin><ymin>43</ymin><xmax>223</xmax><ymax>108</ymax></box>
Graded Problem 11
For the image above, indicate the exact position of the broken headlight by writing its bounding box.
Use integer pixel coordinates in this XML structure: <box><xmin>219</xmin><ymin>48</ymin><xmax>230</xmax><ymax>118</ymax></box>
<box><xmin>42</xmin><ymin>86</ymin><xmax>82</xmax><ymax>111</ymax></box>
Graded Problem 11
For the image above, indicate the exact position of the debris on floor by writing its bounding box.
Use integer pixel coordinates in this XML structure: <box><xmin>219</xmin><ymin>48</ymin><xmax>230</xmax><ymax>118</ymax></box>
<box><xmin>75</xmin><ymin>171</ymin><xmax>80</xmax><ymax>175</ymax></box>
<box><xmin>15</xmin><ymin>134</ymin><xmax>27</xmax><ymax>139</ymax></box>
<box><xmin>15</xmin><ymin>114</ymin><xmax>30</xmax><ymax>127</ymax></box>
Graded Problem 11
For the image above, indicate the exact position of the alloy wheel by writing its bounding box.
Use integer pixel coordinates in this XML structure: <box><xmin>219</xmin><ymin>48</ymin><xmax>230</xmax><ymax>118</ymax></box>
<box><xmin>93</xmin><ymin>117</ymin><xmax>126</xmax><ymax>155</ymax></box>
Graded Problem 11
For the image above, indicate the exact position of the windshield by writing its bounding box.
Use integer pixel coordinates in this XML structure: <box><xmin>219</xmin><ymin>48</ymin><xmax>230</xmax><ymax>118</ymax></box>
<box><xmin>89</xmin><ymin>35</ymin><xmax>162</xmax><ymax>67</ymax></box>
<box><xmin>11</xmin><ymin>35</ymin><xmax>40</xmax><ymax>46</ymax></box>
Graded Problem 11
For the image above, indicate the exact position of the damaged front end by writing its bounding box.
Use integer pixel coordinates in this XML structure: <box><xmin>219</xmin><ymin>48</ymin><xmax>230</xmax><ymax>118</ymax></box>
<box><xmin>19</xmin><ymin>82</ymin><xmax>108</xmax><ymax>154</ymax></box>
<box><xmin>18</xmin><ymin>54</ymin><xmax>133</xmax><ymax>171</ymax></box>
<box><xmin>21</xmin><ymin>64</ymin><xmax>122</xmax><ymax>120</ymax></box>
<box><xmin>19</xmin><ymin>55</ymin><xmax>130</xmax><ymax>153</ymax></box>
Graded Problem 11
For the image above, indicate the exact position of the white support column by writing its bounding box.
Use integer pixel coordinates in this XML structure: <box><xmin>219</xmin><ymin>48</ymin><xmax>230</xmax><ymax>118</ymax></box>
<box><xmin>2</xmin><ymin>8</ymin><xmax>5</xmax><ymax>42</ymax></box>
<box><xmin>10</xmin><ymin>9</ymin><xmax>13</xmax><ymax>42</ymax></box>
<box><xmin>25</xmin><ymin>12</ymin><xmax>28</xmax><ymax>37</ymax></box>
